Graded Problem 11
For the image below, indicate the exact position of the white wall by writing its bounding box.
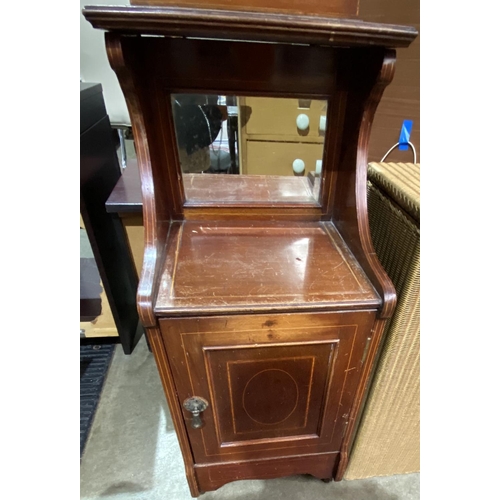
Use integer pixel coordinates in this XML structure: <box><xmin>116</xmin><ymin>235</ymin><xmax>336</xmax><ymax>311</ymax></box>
<box><xmin>80</xmin><ymin>1</ymin><xmax>131</xmax><ymax>124</ymax></box>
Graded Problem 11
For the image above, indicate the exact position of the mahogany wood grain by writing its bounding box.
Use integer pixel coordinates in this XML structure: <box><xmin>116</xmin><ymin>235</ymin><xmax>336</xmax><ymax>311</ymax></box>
<box><xmin>105</xmin><ymin>35</ymin><xmax>342</xmax><ymax>221</ymax></box>
<box><xmin>130</xmin><ymin>0</ymin><xmax>359</xmax><ymax>18</ymax></box>
<box><xmin>335</xmin><ymin>317</ymin><xmax>386</xmax><ymax>480</ymax></box>
<box><xmin>83</xmin><ymin>6</ymin><xmax>417</xmax><ymax>48</ymax></box>
<box><xmin>103</xmin><ymin>159</ymin><xmax>326</xmax><ymax>219</ymax></box>
<box><xmin>82</xmin><ymin>6</ymin><xmax>417</xmax><ymax>494</ymax></box>
<box><xmin>194</xmin><ymin>452</ymin><xmax>340</xmax><ymax>492</ymax></box>
<box><xmin>154</xmin><ymin>221</ymin><xmax>380</xmax><ymax>316</ymax></box>
<box><xmin>183</xmin><ymin>174</ymin><xmax>319</xmax><ymax>206</ymax></box>
<box><xmin>147</xmin><ymin>325</ymin><xmax>200</xmax><ymax>496</ymax></box>
<box><xmin>160</xmin><ymin>311</ymin><xmax>375</xmax><ymax>466</ymax></box>
<box><xmin>332</xmin><ymin>49</ymin><xmax>397</xmax><ymax>319</ymax></box>
<box><xmin>106</xmin><ymin>34</ymin><xmax>414</xmax><ymax>231</ymax></box>
<box><xmin>183</xmin><ymin>207</ymin><xmax>325</xmax><ymax>222</ymax></box>
<box><xmin>123</xmin><ymin>36</ymin><xmax>336</xmax><ymax>97</ymax></box>
<box><xmin>106</xmin><ymin>33</ymin><xmax>181</xmax><ymax>327</ymax></box>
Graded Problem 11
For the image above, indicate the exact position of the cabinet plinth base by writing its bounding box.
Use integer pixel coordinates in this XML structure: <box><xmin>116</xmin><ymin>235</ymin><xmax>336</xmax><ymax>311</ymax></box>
<box><xmin>193</xmin><ymin>452</ymin><xmax>339</xmax><ymax>495</ymax></box>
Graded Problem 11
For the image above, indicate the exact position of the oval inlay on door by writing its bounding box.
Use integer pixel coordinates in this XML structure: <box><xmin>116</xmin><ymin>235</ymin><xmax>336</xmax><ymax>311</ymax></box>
<box><xmin>243</xmin><ymin>369</ymin><xmax>299</xmax><ymax>425</ymax></box>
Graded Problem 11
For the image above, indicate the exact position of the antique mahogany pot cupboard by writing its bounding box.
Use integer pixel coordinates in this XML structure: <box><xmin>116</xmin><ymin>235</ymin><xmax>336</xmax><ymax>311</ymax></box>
<box><xmin>83</xmin><ymin>3</ymin><xmax>417</xmax><ymax>496</ymax></box>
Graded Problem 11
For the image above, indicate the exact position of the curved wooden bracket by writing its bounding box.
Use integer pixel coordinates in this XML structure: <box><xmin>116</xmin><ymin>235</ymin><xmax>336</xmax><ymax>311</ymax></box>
<box><xmin>333</xmin><ymin>48</ymin><xmax>397</xmax><ymax>320</ymax></box>
<box><xmin>355</xmin><ymin>49</ymin><xmax>397</xmax><ymax>319</ymax></box>
<box><xmin>106</xmin><ymin>33</ymin><xmax>166</xmax><ymax>328</ymax></box>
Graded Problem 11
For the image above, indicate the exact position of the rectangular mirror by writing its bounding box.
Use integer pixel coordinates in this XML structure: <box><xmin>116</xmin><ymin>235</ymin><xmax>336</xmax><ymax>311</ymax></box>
<box><xmin>171</xmin><ymin>94</ymin><xmax>327</xmax><ymax>205</ymax></box>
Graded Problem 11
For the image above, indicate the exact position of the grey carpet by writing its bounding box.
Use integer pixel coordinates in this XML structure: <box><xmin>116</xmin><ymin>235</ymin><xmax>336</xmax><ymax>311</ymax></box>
<box><xmin>80</xmin><ymin>344</ymin><xmax>115</xmax><ymax>457</ymax></box>
<box><xmin>80</xmin><ymin>338</ymin><xmax>420</xmax><ymax>499</ymax></box>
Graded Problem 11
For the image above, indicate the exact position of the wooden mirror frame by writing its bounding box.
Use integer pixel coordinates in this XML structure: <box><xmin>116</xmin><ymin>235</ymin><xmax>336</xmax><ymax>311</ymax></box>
<box><xmin>84</xmin><ymin>5</ymin><xmax>417</xmax><ymax>323</ymax></box>
<box><xmin>83</xmin><ymin>8</ymin><xmax>417</xmax><ymax>493</ymax></box>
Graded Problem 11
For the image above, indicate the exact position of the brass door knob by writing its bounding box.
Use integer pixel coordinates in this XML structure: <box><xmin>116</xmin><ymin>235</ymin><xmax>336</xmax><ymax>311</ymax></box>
<box><xmin>183</xmin><ymin>396</ymin><xmax>209</xmax><ymax>429</ymax></box>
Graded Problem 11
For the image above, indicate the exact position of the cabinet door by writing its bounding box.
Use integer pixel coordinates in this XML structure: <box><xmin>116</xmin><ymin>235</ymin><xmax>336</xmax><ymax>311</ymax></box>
<box><xmin>160</xmin><ymin>311</ymin><xmax>375</xmax><ymax>464</ymax></box>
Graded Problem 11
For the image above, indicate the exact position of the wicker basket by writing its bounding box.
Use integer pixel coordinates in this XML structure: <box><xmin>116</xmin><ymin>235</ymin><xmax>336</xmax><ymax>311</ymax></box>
<box><xmin>345</xmin><ymin>162</ymin><xmax>420</xmax><ymax>479</ymax></box>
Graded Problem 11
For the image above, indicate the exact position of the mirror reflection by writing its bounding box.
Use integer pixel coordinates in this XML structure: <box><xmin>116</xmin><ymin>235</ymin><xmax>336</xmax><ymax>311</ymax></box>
<box><xmin>171</xmin><ymin>94</ymin><xmax>327</xmax><ymax>204</ymax></box>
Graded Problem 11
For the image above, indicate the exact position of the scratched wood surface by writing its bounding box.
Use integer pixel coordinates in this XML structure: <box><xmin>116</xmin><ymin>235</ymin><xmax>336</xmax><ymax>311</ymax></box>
<box><xmin>194</xmin><ymin>452</ymin><xmax>339</xmax><ymax>491</ymax></box>
<box><xmin>154</xmin><ymin>221</ymin><xmax>380</xmax><ymax>316</ymax></box>
<box><xmin>160</xmin><ymin>310</ymin><xmax>376</xmax><ymax>464</ymax></box>
<box><xmin>105</xmin><ymin>161</ymin><xmax>320</xmax><ymax>210</ymax></box>
<box><xmin>183</xmin><ymin>173</ymin><xmax>320</xmax><ymax>205</ymax></box>
<box><xmin>83</xmin><ymin>6</ymin><xmax>416</xmax><ymax>48</ymax></box>
<box><xmin>129</xmin><ymin>0</ymin><xmax>360</xmax><ymax>18</ymax></box>
<box><xmin>83</xmin><ymin>6</ymin><xmax>417</xmax><ymax>495</ymax></box>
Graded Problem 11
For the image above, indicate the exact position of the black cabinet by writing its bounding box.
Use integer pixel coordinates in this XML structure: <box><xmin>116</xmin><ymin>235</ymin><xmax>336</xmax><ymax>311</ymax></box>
<box><xmin>80</xmin><ymin>82</ymin><xmax>143</xmax><ymax>353</ymax></box>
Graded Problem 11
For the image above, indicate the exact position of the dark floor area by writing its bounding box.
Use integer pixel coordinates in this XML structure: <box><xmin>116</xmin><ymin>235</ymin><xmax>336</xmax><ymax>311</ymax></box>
<box><xmin>80</xmin><ymin>344</ymin><xmax>115</xmax><ymax>456</ymax></box>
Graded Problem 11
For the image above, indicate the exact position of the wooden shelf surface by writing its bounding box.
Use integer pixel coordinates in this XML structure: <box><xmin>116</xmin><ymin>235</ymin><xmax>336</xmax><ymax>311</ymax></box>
<box><xmin>155</xmin><ymin>220</ymin><xmax>380</xmax><ymax>315</ymax></box>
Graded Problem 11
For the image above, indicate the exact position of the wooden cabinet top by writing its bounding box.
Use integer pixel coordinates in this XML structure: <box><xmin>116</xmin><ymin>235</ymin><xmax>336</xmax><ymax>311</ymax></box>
<box><xmin>155</xmin><ymin>220</ymin><xmax>380</xmax><ymax>316</ymax></box>
<box><xmin>129</xmin><ymin>0</ymin><xmax>360</xmax><ymax>18</ymax></box>
<box><xmin>83</xmin><ymin>6</ymin><xmax>416</xmax><ymax>47</ymax></box>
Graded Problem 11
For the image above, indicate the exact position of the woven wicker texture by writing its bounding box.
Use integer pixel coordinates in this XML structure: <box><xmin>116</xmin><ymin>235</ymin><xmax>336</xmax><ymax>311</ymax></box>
<box><xmin>368</xmin><ymin>162</ymin><xmax>419</xmax><ymax>222</ymax></box>
<box><xmin>345</xmin><ymin>162</ymin><xmax>420</xmax><ymax>479</ymax></box>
